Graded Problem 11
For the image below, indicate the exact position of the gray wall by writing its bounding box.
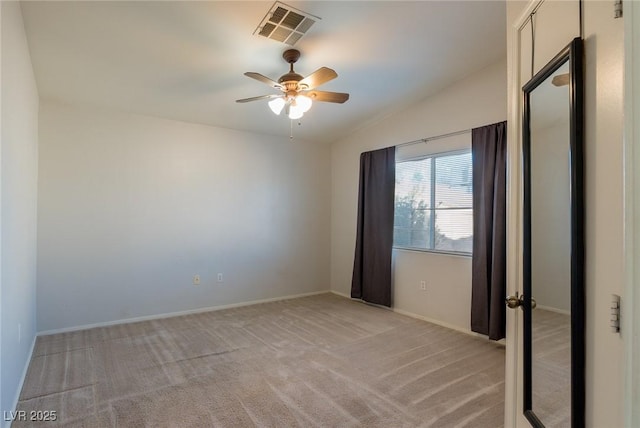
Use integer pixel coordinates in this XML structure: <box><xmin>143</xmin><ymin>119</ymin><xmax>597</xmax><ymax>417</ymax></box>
<box><xmin>37</xmin><ymin>101</ymin><xmax>331</xmax><ymax>332</ymax></box>
<box><xmin>1</xmin><ymin>1</ymin><xmax>40</xmax><ymax>419</ymax></box>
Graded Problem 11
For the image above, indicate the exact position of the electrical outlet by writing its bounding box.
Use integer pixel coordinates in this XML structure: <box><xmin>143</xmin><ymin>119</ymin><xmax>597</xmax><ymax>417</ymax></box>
<box><xmin>193</xmin><ymin>275</ymin><xmax>201</xmax><ymax>285</ymax></box>
<box><xmin>217</xmin><ymin>273</ymin><xmax>223</xmax><ymax>283</ymax></box>
<box><xmin>420</xmin><ymin>281</ymin><xmax>426</xmax><ymax>291</ymax></box>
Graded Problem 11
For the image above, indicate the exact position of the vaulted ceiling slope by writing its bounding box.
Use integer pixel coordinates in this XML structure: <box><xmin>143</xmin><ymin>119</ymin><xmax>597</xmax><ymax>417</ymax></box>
<box><xmin>21</xmin><ymin>1</ymin><xmax>506</xmax><ymax>144</ymax></box>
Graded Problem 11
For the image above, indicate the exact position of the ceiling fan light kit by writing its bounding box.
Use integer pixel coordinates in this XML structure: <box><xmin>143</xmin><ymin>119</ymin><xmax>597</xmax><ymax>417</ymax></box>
<box><xmin>268</xmin><ymin>97</ymin><xmax>286</xmax><ymax>115</ymax></box>
<box><xmin>237</xmin><ymin>48</ymin><xmax>349</xmax><ymax>122</ymax></box>
<box><xmin>287</xmin><ymin>103</ymin><xmax>304</xmax><ymax>120</ymax></box>
<box><xmin>295</xmin><ymin>95</ymin><xmax>312</xmax><ymax>112</ymax></box>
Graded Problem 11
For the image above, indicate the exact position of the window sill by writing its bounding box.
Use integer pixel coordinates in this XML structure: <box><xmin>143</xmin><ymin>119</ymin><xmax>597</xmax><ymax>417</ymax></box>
<box><xmin>393</xmin><ymin>246</ymin><xmax>472</xmax><ymax>259</ymax></box>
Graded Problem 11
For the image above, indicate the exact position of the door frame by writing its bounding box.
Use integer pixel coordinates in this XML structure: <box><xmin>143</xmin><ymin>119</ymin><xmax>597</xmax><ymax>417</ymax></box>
<box><xmin>623</xmin><ymin>1</ymin><xmax>640</xmax><ymax>426</ymax></box>
<box><xmin>505</xmin><ymin>1</ymin><xmax>545</xmax><ymax>426</ymax></box>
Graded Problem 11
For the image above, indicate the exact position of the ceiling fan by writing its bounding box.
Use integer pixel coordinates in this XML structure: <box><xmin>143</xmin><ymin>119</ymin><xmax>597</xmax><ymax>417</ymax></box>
<box><xmin>236</xmin><ymin>49</ymin><xmax>349</xmax><ymax>120</ymax></box>
<box><xmin>552</xmin><ymin>73</ymin><xmax>569</xmax><ymax>87</ymax></box>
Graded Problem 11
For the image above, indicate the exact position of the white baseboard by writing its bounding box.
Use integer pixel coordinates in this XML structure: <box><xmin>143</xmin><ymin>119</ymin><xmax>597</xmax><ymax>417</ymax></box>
<box><xmin>536</xmin><ymin>304</ymin><xmax>570</xmax><ymax>316</ymax></box>
<box><xmin>39</xmin><ymin>286</ymin><xmax>503</xmax><ymax>339</ymax></box>
<box><xmin>4</xmin><ymin>335</ymin><xmax>37</xmax><ymax>428</ymax></box>
<box><xmin>329</xmin><ymin>290</ymin><xmax>350</xmax><ymax>299</ymax></box>
<box><xmin>329</xmin><ymin>290</ymin><xmax>505</xmax><ymax>346</ymax></box>
<box><xmin>38</xmin><ymin>290</ymin><xmax>331</xmax><ymax>337</ymax></box>
<box><xmin>392</xmin><ymin>307</ymin><xmax>505</xmax><ymax>345</ymax></box>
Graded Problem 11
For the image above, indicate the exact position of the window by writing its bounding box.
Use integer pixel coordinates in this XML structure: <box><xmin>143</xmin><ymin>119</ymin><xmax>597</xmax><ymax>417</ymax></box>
<box><xmin>393</xmin><ymin>150</ymin><xmax>473</xmax><ymax>254</ymax></box>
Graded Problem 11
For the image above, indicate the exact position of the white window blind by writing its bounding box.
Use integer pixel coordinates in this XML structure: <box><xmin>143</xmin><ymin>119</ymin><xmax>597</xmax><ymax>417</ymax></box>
<box><xmin>394</xmin><ymin>150</ymin><xmax>473</xmax><ymax>255</ymax></box>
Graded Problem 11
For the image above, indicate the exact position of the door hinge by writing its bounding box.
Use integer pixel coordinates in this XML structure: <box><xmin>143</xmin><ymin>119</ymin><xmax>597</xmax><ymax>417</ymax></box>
<box><xmin>614</xmin><ymin>0</ymin><xmax>623</xmax><ymax>19</ymax></box>
<box><xmin>611</xmin><ymin>294</ymin><xmax>621</xmax><ymax>333</ymax></box>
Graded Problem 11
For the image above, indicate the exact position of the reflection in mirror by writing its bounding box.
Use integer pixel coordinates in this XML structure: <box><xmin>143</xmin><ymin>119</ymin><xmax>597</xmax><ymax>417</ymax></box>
<box><xmin>522</xmin><ymin>37</ymin><xmax>584</xmax><ymax>428</ymax></box>
<box><xmin>529</xmin><ymin>60</ymin><xmax>571</xmax><ymax>427</ymax></box>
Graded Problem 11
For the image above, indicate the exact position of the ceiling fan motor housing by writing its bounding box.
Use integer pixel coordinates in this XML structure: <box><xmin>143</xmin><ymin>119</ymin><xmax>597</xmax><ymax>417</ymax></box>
<box><xmin>278</xmin><ymin>49</ymin><xmax>306</xmax><ymax>94</ymax></box>
<box><xmin>278</xmin><ymin>73</ymin><xmax>304</xmax><ymax>85</ymax></box>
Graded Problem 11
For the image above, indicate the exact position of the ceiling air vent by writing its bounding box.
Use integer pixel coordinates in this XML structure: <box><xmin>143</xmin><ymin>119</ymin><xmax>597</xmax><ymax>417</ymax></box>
<box><xmin>254</xmin><ymin>2</ymin><xmax>320</xmax><ymax>46</ymax></box>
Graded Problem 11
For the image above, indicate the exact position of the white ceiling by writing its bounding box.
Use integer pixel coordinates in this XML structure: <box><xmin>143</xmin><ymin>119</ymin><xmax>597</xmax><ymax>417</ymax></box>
<box><xmin>20</xmin><ymin>1</ymin><xmax>506</xmax><ymax>144</ymax></box>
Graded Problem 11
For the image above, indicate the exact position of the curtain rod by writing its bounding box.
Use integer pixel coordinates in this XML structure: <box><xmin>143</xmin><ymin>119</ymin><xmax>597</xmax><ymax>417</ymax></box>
<box><xmin>396</xmin><ymin>128</ymin><xmax>472</xmax><ymax>149</ymax></box>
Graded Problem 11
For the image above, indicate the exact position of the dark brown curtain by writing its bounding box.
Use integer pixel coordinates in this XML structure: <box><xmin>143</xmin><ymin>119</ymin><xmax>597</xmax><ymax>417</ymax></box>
<box><xmin>471</xmin><ymin>121</ymin><xmax>507</xmax><ymax>340</ymax></box>
<box><xmin>351</xmin><ymin>147</ymin><xmax>396</xmax><ymax>307</ymax></box>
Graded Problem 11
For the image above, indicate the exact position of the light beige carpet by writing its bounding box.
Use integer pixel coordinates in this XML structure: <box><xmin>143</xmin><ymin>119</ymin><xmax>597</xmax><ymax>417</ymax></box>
<box><xmin>531</xmin><ymin>309</ymin><xmax>571</xmax><ymax>427</ymax></box>
<box><xmin>16</xmin><ymin>293</ymin><xmax>505</xmax><ymax>427</ymax></box>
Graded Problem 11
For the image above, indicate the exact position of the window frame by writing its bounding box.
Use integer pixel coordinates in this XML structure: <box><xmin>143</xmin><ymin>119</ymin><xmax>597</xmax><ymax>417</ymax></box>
<box><xmin>393</xmin><ymin>148</ymin><xmax>473</xmax><ymax>257</ymax></box>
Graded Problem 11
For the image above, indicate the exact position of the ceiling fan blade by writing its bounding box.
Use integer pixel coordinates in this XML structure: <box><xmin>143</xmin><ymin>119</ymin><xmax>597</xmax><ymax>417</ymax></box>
<box><xmin>306</xmin><ymin>90</ymin><xmax>349</xmax><ymax>104</ymax></box>
<box><xmin>236</xmin><ymin>94</ymin><xmax>282</xmax><ymax>103</ymax></box>
<box><xmin>552</xmin><ymin>73</ymin><xmax>570</xmax><ymax>87</ymax></box>
<box><xmin>244</xmin><ymin>72</ymin><xmax>283</xmax><ymax>89</ymax></box>
<box><xmin>299</xmin><ymin>67</ymin><xmax>338</xmax><ymax>90</ymax></box>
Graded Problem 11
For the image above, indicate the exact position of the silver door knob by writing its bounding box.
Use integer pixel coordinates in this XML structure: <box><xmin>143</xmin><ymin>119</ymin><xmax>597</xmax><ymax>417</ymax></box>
<box><xmin>506</xmin><ymin>294</ymin><xmax>523</xmax><ymax>309</ymax></box>
<box><xmin>505</xmin><ymin>294</ymin><xmax>537</xmax><ymax>310</ymax></box>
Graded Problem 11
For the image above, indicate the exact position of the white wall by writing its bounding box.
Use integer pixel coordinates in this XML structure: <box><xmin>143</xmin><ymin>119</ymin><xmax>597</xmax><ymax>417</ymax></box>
<box><xmin>583</xmin><ymin>3</ymin><xmax>625</xmax><ymax>425</ymax></box>
<box><xmin>0</xmin><ymin>1</ymin><xmax>39</xmax><ymax>419</ymax></box>
<box><xmin>624</xmin><ymin>3</ymin><xmax>640</xmax><ymax>425</ymax></box>
<box><xmin>330</xmin><ymin>60</ymin><xmax>507</xmax><ymax>332</ymax></box>
<box><xmin>507</xmin><ymin>0</ymin><xmax>625</xmax><ymax>425</ymax></box>
<box><xmin>37</xmin><ymin>101</ymin><xmax>330</xmax><ymax>332</ymax></box>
